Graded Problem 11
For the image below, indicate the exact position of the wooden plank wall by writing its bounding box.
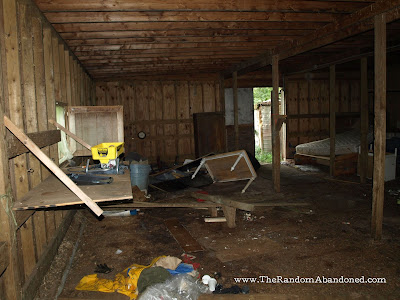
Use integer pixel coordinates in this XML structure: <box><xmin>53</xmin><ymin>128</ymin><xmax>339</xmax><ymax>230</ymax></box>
<box><xmin>286</xmin><ymin>77</ymin><xmax>361</xmax><ymax>158</ymax></box>
<box><xmin>0</xmin><ymin>0</ymin><xmax>93</xmax><ymax>298</ymax></box>
<box><xmin>95</xmin><ymin>81</ymin><xmax>222</xmax><ymax>163</ymax></box>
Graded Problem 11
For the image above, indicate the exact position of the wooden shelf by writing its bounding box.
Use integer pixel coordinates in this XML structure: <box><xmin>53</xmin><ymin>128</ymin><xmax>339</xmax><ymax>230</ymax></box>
<box><xmin>13</xmin><ymin>172</ymin><xmax>132</xmax><ymax>210</ymax></box>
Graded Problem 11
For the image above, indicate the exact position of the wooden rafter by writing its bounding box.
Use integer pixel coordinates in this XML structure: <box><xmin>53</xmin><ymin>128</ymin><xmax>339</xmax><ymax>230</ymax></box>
<box><xmin>223</xmin><ymin>0</ymin><xmax>400</xmax><ymax>77</ymax></box>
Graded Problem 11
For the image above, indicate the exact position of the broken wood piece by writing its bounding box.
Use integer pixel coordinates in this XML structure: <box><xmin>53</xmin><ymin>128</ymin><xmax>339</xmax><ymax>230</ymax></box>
<box><xmin>107</xmin><ymin>201</ymin><xmax>219</xmax><ymax>209</ymax></box>
<box><xmin>164</xmin><ymin>218</ymin><xmax>203</xmax><ymax>253</ymax></box>
<box><xmin>49</xmin><ymin>119</ymin><xmax>92</xmax><ymax>150</ymax></box>
<box><xmin>191</xmin><ymin>192</ymin><xmax>255</xmax><ymax>211</ymax></box>
<box><xmin>222</xmin><ymin>206</ymin><xmax>236</xmax><ymax>228</ymax></box>
<box><xmin>4</xmin><ymin>116</ymin><xmax>103</xmax><ymax>216</ymax></box>
<box><xmin>205</xmin><ymin>217</ymin><xmax>226</xmax><ymax>223</ymax></box>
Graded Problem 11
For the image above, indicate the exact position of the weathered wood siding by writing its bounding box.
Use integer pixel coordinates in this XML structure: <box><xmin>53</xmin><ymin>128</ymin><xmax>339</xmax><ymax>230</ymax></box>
<box><xmin>285</xmin><ymin>76</ymin><xmax>361</xmax><ymax>158</ymax></box>
<box><xmin>95</xmin><ymin>81</ymin><xmax>222</xmax><ymax>162</ymax></box>
<box><xmin>0</xmin><ymin>0</ymin><xmax>94</xmax><ymax>298</ymax></box>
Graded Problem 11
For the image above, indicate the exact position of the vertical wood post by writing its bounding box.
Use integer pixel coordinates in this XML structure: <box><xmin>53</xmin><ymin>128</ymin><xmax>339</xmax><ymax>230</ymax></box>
<box><xmin>360</xmin><ymin>57</ymin><xmax>369</xmax><ymax>184</ymax></box>
<box><xmin>272</xmin><ymin>55</ymin><xmax>280</xmax><ymax>192</ymax></box>
<box><xmin>219</xmin><ymin>74</ymin><xmax>227</xmax><ymax>152</ymax></box>
<box><xmin>233</xmin><ymin>71</ymin><xmax>239</xmax><ymax>150</ymax></box>
<box><xmin>372</xmin><ymin>13</ymin><xmax>386</xmax><ymax>240</ymax></box>
<box><xmin>329</xmin><ymin>65</ymin><xmax>336</xmax><ymax>176</ymax></box>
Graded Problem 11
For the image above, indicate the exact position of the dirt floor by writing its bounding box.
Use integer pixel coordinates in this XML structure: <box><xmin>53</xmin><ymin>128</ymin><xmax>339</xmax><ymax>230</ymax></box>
<box><xmin>35</xmin><ymin>164</ymin><xmax>400</xmax><ymax>299</ymax></box>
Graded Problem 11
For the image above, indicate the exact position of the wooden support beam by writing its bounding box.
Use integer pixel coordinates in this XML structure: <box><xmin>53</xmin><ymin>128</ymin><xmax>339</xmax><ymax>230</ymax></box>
<box><xmin>6</xmin><ymin>130</ymin><xmax>61</xmax><ymax>159</ymax></box>
<box><xmin>329</xmin><ymin>65</ymin><xmax>336</xmax><ymax>177</ymax></box>
<box><xmin>272</xmin><ymin>55</ymin><xmax>280</xmax><ymax>193</ymax></box>
<box><xmin>233</xmin><ymin>71</ymin><xmax>239</xmax><ymax>150</ymax></box>
<box><xmin>191</xmin><ymin>192</ymin><xmax>255</xmax><ymax>211</ymax></box>
<box><xmin>360</xmin><ymin>57</ymin><xmax>369</xmax><ymax>184</ymax></box>
<box><xmin>48</xmin><ymin>119</ymin><xmax>92</xmax><ymax>150</ymax></box>
<box><xmin>4</xmin><ymin>116</ymin><xmax>103</xmax><ymax>216</ymax></box>
<box><xmin>372</xmin><ymin>13</ymin><xmax>386</xmax><ymax>241</ymax></box>
<box><xmin>222</xmin><ymin>206</ymin><xmax>236</xmax><ymax>228</ymax></box>
<box><xmin>219</xmin><ymin>74</ymin><xmax>227</xmax><ymax>152</ymax></box>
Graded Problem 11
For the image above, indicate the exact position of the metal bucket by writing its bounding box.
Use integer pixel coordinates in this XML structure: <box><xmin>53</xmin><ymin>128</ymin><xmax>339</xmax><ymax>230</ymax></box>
<box><xmin>129</xmin><ymin>163</ymin><xmax>151</xmax><ymax>191</ymax></box>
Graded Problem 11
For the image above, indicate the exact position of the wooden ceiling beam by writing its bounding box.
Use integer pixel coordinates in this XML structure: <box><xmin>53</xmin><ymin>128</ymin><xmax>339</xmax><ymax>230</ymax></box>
<box><xmin>78</xmin><ymin>53</ymin><xmax>260</xmax><ymax>61</ymax></box>
<box><xmin>34</xmin><ymin>0</ymin><xmax>370</xmax><ymax>13</ymax></box>
<box><xmin>53</xmin><ymin>21</ymin><xmax>328</xmax><ymax>32</ymax></box>
<box><xmin>60</xmin><ymin>29</ymin><xmax>312</xmax><ymax>40</ymax></box>
<box><xmin>81</xmin><ymin>55</ymin><xmax>256</xmax><ymax>63</ymax></box>
<box><xmin>223</xmin><ymin>0</ymin><xmax>400</xmax><ymax>77</ymax></box>
<box><xmin>86</xmin><ymin>63</ymin><xmax>236</xmax><ymax>70</ymax></box>
<box><xmin>70</xmin><ymin>41</ymin><xmax>278</xmax><ymax>51</ymax></box>
<box><xmin>84</xmin><ymin>59</ymin><xmax>245</xmax><ymax>68</ymax></box>
<box><xmin>89</xmin><ymin>67</ymin><xmax>226</xmax><ymax>75</ymax></box>
<box><xmin>74</xmin><ymin>48</ymin><xmax>264</xmax><ymax>56</ymax></box>
<box><xmin>65</xmin><ymin>36</ymin><xmax>295</xmax><ymax>46</ymax></box>
<box><xmin>44</xmin><ymin>11</ymin><xmax>336</xmax><ymax>23</ymax></box>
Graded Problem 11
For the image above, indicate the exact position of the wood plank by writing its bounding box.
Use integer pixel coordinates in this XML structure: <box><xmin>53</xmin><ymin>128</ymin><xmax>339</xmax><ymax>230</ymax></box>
<box><xmin>36</xmin><ymin>0</ymin><xmax>367</xmax><ymax>13</ymax></box>
<box><xmin>44</xmin><ymin>11</ymin><xmax>335</xmax><ymax>23</ymax></box>
<box><xmin>271</xmin><ymin>55</ymin><xmax>280</xmax><ymax>193</ymax></box>
<box><xmin>49</xmin><ymin>119</ymin><xmax>91</xmax><ymax>150</ymax></box>
<box><xmin>62</xmin><ymin>29</ymin><xmax>312</xmax><ymax>41</ymax></box>
<box><xmin>233</xmin><ymin>71</ymin><xmax>239</xmax><ymax>150</ymax></box>
<box><xmin>371</xmin><ymin>13</ymin><xmax>386</xmax><ymax>241</ymax></box>
<box><xmin>32</xmin><ymin>212</ymin><xmax>47</xmax><ymax>258</ymax></box>
<box><xmin>329</xmin><ymin>65</ymin><xmax>336</xmax><ymax>177</ymax></box>
<box><xmin>164</xmin><ymin>218</ymin><xmax>203</xmax><ymax>253</ymax></box>
<box><xmin>0</xmin><ymin>242</ymin><xmax>9</xmax><ymax>275</ymax></box>
<box><xmin>0</xmin><ymin>0</ymin><xmax>21</xmax><ymax>296</ymax></box>
<box><xmin>22</xmin><ymin>211</ymin><xmax>75</xmax><ymax>300</ymax></box>
<box><xmin>360</xmin><ymin>57</ymin><xmax>368</xmax><ymax>184</ymax></box>
<box><xmin>7</xmin><ymin>130</ymin><xmax>61</xmax><ymax>158</ymax></box>
<box><xmin>19</xmin><ymin>218</ymin><xmax>36</xmax><ymax>281</ymax></box>
<box><xmin>54</xmin><ymin>21</ymin><xmax>327</xmax><ymax>33</ymax></box>
<box><xmin>13</xmin><ymin>172</ymin><xmax>132</xmax><ymax>210</ymax></box>
<box><xmin>4</xmin><ymin>116</ymin><xmax>104</xmax><ymax>216</ymax></box>
<box><xmin>191</xmin><ymin>193</ymin><xmax>255</xmax><ymax>212</ymax></box>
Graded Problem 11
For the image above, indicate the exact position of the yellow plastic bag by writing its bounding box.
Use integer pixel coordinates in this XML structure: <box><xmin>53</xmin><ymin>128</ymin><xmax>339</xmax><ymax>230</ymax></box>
<box><xmin>76</xmin><ymin>256</ymin><xmax>165</xmax><ymax>299</ymax></box>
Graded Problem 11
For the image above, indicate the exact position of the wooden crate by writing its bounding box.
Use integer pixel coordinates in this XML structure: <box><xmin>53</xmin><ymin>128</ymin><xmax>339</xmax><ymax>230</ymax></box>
<box><xmin>67</xmin><ymin>106</ymin><xmax>124</xmax><ymax>156</ymax></box>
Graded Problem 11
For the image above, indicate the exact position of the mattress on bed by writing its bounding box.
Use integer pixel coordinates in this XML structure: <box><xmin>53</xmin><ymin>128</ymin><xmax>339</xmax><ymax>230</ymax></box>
<box><xmin>295</xmin><ymin>128</ymin><xmax>373</xmax><ymax>156</ymax></box>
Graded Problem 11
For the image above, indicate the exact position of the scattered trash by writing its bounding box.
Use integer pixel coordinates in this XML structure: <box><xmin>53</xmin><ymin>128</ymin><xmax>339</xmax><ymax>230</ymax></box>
<box><xmin>342</xmin><ymin>222</ymin><xmax>351</xmax><ymax>225</ymax></box>
<box><xmin>139</xmin><ymin>274</ymin><xmax>208</xmax><ymax>300</ymax></box>
<box><xmin>115</xmin><ymin>249</ymin><xmax>123</xmax><ymax>255</ymax></box>
<box><xmin>213</xmin><ymin>284</ymin><xmax>248</xmax><ymax>294</ymax></box>
<box><xmin>244</xmin><ymin>212</ymin><xmax>254</xmax><ymax>221</ymax></box>
<box><xmin>202</xmin><ymin>275</ymin><xmax>217</xmax><ymax>292</ymax></box>
<box><xmin>94</xmin><ymin>264</ymin><xmax>113</xmax><ymax>274</ymax></box>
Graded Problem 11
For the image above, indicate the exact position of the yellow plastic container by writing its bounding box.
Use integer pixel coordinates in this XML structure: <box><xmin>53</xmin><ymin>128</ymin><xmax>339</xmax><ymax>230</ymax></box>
<box><xmin>91</xmin><ymin>142</ymin><xmax>124</xmax><ymax>164</ymax></box>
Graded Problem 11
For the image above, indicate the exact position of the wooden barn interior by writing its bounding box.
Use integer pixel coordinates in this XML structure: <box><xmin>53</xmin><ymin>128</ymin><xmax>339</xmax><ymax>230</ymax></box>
<box><xmin>1</xmin><ymin>0</ymin><xmax>400</xmax><ymax>299</ymax></box>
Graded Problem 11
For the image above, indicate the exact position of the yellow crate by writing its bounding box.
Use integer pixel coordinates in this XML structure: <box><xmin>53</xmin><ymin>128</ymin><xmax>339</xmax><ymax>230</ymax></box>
<box><xmin>91</xmin><ymin>142</ymin><xmax>124</xmax><ymax>164</ymax></box>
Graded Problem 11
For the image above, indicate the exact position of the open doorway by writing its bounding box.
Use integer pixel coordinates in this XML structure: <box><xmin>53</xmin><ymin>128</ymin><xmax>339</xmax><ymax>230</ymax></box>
<box><xmin>253</xmin><ymin>87</ymin><xmax>285</xmax><ymax>164</ymax></box>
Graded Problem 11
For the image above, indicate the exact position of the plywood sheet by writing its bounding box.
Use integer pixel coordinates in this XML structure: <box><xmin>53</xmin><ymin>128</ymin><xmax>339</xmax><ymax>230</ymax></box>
<box><xmin>13</xmin><ymin>172</ymin><xmax>132</xmax><ymax>210</ymax></box>
<box><xmin>164</xmin><ymin>218</ymin><xmax>203</xmax><ymax>253</ymax></box>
